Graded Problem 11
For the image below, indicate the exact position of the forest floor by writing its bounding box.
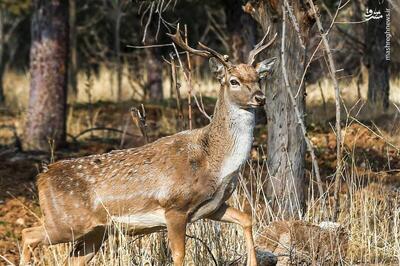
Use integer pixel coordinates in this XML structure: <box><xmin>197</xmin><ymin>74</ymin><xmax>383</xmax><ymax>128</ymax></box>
<box><xmin>1</xmin><ymin>99</ymin><xmax>400</xmax><ymax>265</ymax></box>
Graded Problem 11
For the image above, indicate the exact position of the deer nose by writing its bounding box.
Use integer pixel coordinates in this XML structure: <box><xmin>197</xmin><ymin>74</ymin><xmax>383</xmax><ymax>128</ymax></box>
<box><xmin>253</xmin><ymin>92</ymin><xmax>266</xmax><ymax>105</ymax></box>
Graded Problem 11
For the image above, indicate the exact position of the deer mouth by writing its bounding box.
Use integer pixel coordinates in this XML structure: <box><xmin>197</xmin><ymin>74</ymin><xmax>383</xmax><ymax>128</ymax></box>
<box><xmin>246</xmin><ymin>102</ymin><xmax>265</xmax><ymax>108</ymax></box>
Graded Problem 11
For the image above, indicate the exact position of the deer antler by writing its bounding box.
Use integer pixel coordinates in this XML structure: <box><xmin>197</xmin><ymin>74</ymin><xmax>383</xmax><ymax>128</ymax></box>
<box><xmin>167</xmin><ymin>24</ymin><xmax>232</xmax><ymax>68</ymax></box>
<box><xmin>247</xmin><ymin>26</ymin><xmax>277</xmax><ymax>65</ymax></box>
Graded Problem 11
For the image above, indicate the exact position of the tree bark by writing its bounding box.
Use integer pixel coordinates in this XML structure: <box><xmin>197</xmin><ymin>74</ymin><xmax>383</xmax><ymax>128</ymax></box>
<box><xmin>0</xmin><ymin>10</ymin><xmax>5</xmax><ymax>104</ymax></box>
<box><xmin>68</xmin><ymin>0</ymin><xmax>77</xmax><ymax>97</ymax></box>
<box><xmin>146</xmin><ymin>49</ymin><xmax>163</xmax><ymax>102</ymax></box>
<box><xmin>115</xmin><ymin>7</ymin><xmax>122</xmax><ymax>102</ymax></box>
<box><xmin>366</xmin><ymin>0</ymin><xmax>390</xmax><ymax>110</ymax></box>
<box><xmin>245</xmin><ymin>0</ymin><xmax>314</xmax><ymax>218</ymax></box>
<box><xmin>23</xmin><ymin>0</ymin><xmax>69</xmax><ymax>151</ymax></box>
<box><xmin>224</xmin><ymin>0</ymin><xmax>257</xmax><ymax>63</ymax></box>
<box><xmin>0</xmin><ymin>50</ymin><xmax>5</xmax><ymax>105</ymax></box>
<box><xmin>145</xmin><ymin>33</ymin><xmax>163</xmax><ymax>102</ymax></box>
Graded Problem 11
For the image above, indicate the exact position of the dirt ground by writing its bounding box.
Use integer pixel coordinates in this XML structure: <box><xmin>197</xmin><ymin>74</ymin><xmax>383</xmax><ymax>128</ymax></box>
<box><xmin>1</xmin><ymin>103</ymin><xmax>400</xmax><ymax>265</ymax></box>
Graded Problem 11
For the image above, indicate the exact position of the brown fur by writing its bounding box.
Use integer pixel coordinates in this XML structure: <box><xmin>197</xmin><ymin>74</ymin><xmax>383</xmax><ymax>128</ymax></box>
<box><xmin>230</xmin><ymin>64</ymin><xmax>259</xmax><ymax>82</ymax></box>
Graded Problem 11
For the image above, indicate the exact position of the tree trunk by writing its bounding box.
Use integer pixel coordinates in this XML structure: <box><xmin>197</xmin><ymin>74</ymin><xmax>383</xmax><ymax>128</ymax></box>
<box><xmin>115</xmin><ymin>9</ymin><xmax>122</xmax><ymax>102</ymax></box>
<box><xmin>0</xmin><ymin>10</ymin><xmax>5</xmax><ymax>104</ymax></box>
<box><xmin>0</xmin><ymin>52</ymin><xmax>5</xmax><ymax>105</ymax></box>
<box><xmin>224</xmin><ymin>0</ymin><xmax>257</xmax><ymax>63</ymax></box>
<box><xmin>68</xmin><ymin>0</ymin><xmax>77</xmax><ymax>97</ymax></box>
<box><xmin>145</xmin><ymin>33</ymin><xmax>163</xmax><ymax>102</ymax></box>
<box><xmin>23</xmin><ymin>0</ymin><xmax>69</xmax><ymax>151</ymax></box>
<box><xmin>245</xmin><ymin>0</ymin><xmax>314</xmax><ymax>218</ymax></box>
<box><xmin>366</xmin><ymin>0</ymin><xmax>390</xmax><ymax>110</ymax></box>
<box><xmin>146</xmin><ymin>49</ymin><xmax>163</xmax><ymax>102</ymax></box>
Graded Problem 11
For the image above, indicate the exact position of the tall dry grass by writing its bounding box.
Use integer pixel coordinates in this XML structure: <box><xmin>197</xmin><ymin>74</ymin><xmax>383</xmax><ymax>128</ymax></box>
<box><xmin>3</xmin><ymin>66</ymin><xmax>400</xmax><ymax>143</ymax></box>
<box><xmin>2</xmin><ymin>67</ymin><xmax>400</xmax><ymax>265</ymax></box>
<box><xmin>2</xmin><ymin>66</ymin><xmax>219</xmax><ymax>112</ymax></box>
<box><xmin>19</xmin><ymin>148</ymin><xmax>400</xmax><ymax>265</ymax></box>
<box><xmin>3</xmin><ymin>66</ymin><xmax>400</xmax><ymax>109</ymax></box>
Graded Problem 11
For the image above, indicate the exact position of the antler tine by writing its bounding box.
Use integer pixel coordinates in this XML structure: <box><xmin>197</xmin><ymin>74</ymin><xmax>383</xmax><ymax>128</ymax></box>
<box><xmin>198</xmin><ymin>42</ymin><xmax>231</xmax><ymax>68</ymax></box>
<box><xmin>247</xmin><ymin>26</ymin><xmax>277</xmax><ymax>65</ymax></box>
<box><xmin>167</xmin><ymin>24</ymin><xmax>231</xmax><ymax>67</ymax></box>
<box><xmin>167</xmin><ymin>24</ymin><xmax>210</xmax><ymax>58</ymax></box>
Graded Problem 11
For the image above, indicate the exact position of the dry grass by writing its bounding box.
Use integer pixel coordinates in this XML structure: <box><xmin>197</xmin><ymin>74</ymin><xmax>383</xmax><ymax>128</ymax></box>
<box><xmin>3</xmin><ymin>65</ymin><xmax>400</xmax><ymax>109</ymax></box>
<box><xmin>1</xmin><ymin>67</ymin><xmax>400</xmax><ymax>265</ymax></box>
<box><xmin>2</xmin><ymin>66</ymin><xmax>219</xmax><ymax>112</ymax></box>
<box><xmin>17</xmin><ymin>152</ymin><xmax>400</xmax><ymax>265</ymax></box>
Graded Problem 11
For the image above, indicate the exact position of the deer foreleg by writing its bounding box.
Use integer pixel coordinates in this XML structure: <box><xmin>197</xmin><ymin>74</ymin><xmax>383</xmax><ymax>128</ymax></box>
<box><xmin>165</xmin><ymin>210</ymin><xmax>187</xmax><ymax>266</ymax></box>
<box><xmin>207</xmin><ymin>203</ymin><xmax>257</xmax><ymax>266</ymax></box>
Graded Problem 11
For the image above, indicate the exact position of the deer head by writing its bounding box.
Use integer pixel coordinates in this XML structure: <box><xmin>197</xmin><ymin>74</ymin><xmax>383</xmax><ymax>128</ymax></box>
<box><xmin>168</xmin><ymin>24</ymin><xmax>277</xmax><ymax>109</ymax></box>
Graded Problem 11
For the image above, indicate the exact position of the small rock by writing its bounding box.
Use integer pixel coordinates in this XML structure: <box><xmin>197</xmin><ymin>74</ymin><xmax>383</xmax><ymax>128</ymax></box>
<box><xmin>15</xmin><ymin>218</ymin><xmax>25</xmax><ymax>226</ymax></box>
<box><xmin>256</xmin><ymin>249</ymin><xmax>277</xmax><ymax>266</ymax></box>
<box><xmin>319</xmin><ymin>221</ymin><xmax>341</xmax><ymax>230</ymax></box>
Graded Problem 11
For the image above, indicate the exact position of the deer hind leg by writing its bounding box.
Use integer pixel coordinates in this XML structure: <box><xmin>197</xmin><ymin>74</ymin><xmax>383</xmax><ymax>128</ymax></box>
<box><xmin>68</xmin><ymin>226</ymin><xmax>108</xmax><ymax>266</ymax></box>
<box><xmin>165</xmin><ymin>210</ymin><xmax>187</xmax><ymax>266</ymax></box>
<box><xmin>20</xmin><ymin>226</ymin><xmax>46</xmax><ymax>265</ymax></box>
<box><xmin>207</xmin><ymin>203</ymin><xmax>257</xmax><ymax>266</ymax></box>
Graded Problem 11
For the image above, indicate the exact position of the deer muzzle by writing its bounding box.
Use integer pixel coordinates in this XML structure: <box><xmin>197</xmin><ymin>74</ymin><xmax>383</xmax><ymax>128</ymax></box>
<box><xmin>250</xmin><ymin>91</ymin><xmax>266</xmax><ymax>107</ymax></box>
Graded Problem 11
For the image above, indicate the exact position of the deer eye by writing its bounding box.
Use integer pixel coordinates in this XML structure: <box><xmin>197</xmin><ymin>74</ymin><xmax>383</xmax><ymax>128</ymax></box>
<box><xmin>230</xmin><ymin>79</ymin><xmax>240</xmax><ymax>86</ymax></box>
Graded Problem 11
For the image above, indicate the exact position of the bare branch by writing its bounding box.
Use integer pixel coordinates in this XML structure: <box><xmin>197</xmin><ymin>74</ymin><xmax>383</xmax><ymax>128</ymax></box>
<box><xmin>283</xmin><ymin>0</ymin><xmax>305</xmax><ymax>49</ymax></box>
<box><xmin>184</xmin><ymin>24</ymin><xmax>193</xmax><ymax>130</ymax></box>
<box><xmin>69</xmin><ymin>127</ymin><xmax>141</xmax><ymax>142</ymax></box>
<box><xmin>295</xmin><ymin>0</ymin><xmax>343</xmax><ymax>98</ymax></box>
<box><xmin>169</xmin><ymin>53</ymin><xmax>185</xmax><ymax>130</ymax></box>
<box><xmin>169</xmin><ymin>37</ymin><xmax>213</xmax><ymax>124</ymax></box>
<box><xmin>193</xmin><ymin>92</ymin><xmax>212</xmax><ymax>122</ymax></box>
<box><xmin>306</xmin><ymin>0</ymin><xmax>343</xmax><ymax>221</ymax></box>
<box><xmin>130</xmin><ymin>105</ymin><xmax>149</xmax><ymax>143</ymax></box>
<box><xmin>142</xmin><ymin>1</ymin><xmax>154</xmax><ymax>44</ymax></box>
<box><xmin>127</xmin><ymin>43</ymin><xmax>173</xmax><ymax>49</ymax></box>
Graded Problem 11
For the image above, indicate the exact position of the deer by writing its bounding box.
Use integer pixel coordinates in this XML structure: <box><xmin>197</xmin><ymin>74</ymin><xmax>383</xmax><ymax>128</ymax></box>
<box><xmin>21</xmin><ymin>25</ymin><xmax>276</xmax><ymax>266</ymax></box>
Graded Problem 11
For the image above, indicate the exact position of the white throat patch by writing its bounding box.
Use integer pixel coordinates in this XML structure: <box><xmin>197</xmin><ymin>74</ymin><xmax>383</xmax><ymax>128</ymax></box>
<box><xmin>219</xmin><ymin>105</ymin><xmax>255</xmax><ymax>178</ymax></box>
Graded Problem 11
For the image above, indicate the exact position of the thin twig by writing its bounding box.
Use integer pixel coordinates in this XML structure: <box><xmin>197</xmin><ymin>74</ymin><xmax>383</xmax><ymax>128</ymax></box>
<box><xmin>155</xmin><ymin>0</ymin><xmax>163</xmax><ymax>39</ymax></box>
<box><xmin>205</xmin><ymin>8</ymin><xmax>230</xmax><ymax>52</ymax></box>
<box><xmin>127</xmin><ymin>43</ymin><xmax>173</xmax><ymax>49</ymax></box>
<box><xmin>307</xmin><ymin>0</ymin><xmax>343</xmax><ymax>221</ymax></box>
<box><xmin>69</xmin><ymin>127</ymin><xmax>140</xmax><ymax>142</ymax></box>
<box><xmin>169</xmin><ymin>53</ymin><xmax>185</xmax><ymax>130</ymax></box>
<box><xmin>186</xmin><ymin>234</ymin><xmax>218</xmax><ymax>266</ymax></box>
<box><xmin>193</xmin><ymin>93</ymin><xmax>211</xmax><ymax>121</ymax></box>
<box><xmin>184</xmin><ymin>24</ymin><xmax>193</xmax><ymax>130</ymax></box>
<box><xmin>283</xmin><ymin>0</ymin><xmax>305</xmax><ymax>49</ymax></box>
<box><xmin>334</xmin><ymin>19</ymin><xmax>369</xmax><ymax>24</ymax></box>
<box><xmin>295</xmin><ymin>0</ymin><xmax>343</xmax><ymax>98</ymax></box>
<box><xmin>6</xmin><ymin>192</ymin><xmax>42</xmax><ymax>222</ymax></box>
<box><xmin>349</xmin><ymin>116</ymin><xmax>399</xmax><ymax>151</ymax></box>
<box><xmin>141</xmin><ymin>1</ymin><xmax>154</xmax><ymax>44</ymax></box>
<box><xmin>130</xmin><ymin>105</ymin><xmax>149</xmax><ymax>143</ymax></box>
<box><xmin>0</xmin><ymin>255</ymin><xmax>15</xmax><ymax>266</ymax></box>
<box><xmin>171</xmin><ymin>38</ymin><xmax>210</xmax><ymax>123</ymax></box>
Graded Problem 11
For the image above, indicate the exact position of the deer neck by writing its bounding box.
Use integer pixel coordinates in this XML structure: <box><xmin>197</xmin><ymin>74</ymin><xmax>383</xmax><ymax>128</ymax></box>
<box><xmin>206</xmin><ymin>87</ymin><xmax>255</xmax><ymax>178</ymax></box>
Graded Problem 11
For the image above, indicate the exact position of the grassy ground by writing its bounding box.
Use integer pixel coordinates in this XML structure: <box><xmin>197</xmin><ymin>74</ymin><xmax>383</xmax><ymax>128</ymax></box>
<box><xmin>0</xmin><ymin>69</ymin><xmax>400</xmax><ymax>265</ymax></box>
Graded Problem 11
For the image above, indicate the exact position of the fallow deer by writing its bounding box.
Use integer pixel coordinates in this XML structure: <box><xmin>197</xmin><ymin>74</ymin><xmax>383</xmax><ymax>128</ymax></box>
<box><xmin>21</xmin><ymin>25</ymin><xmax>276</xmax><ymax>266</ymax></box>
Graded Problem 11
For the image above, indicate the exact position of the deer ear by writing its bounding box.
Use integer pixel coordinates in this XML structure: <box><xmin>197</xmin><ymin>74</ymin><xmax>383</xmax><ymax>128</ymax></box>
<box><xmin>255</xmin><ymin>57</ymin><xmax>277</xmax><ymax>79</ymax></box>
<box><xmin>209</xmin><ymin>58</ymin><xmax>225</xmax><ymax>80</ymax></box>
